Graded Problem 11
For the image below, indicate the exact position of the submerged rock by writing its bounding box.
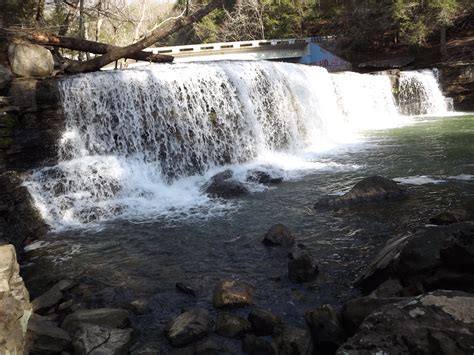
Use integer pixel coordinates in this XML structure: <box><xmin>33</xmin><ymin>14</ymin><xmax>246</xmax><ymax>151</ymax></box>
<box><xmin>215</xmin><ymin>312</ymin><xmax>251</xmax><ymax>338</ymax></box>
<box><xmin>248</xmin><ymin>309</ymin><xmax>282</xmax><ymax>336</ymax></box>
<box><xmin>213</xmin><ymin>280</ymin><xmax>253</xmax><ymax>308</ymax></box>
<box><xmin>176</xmin><ymin>282</ymin><xmax>197</xmax><ymax>296</ymax></box>
<box><xmin>73</xmin><ymin>324</ymin><xmax>132</xmax><ymax>355</ymax></box>
<box><xmin>165</xmin><ymin>308</ymin><xmax>209</xmax><ymax>347</ymax></box>
<box><xmin>305</xmin><ymin>304</ymin><xmax>347</xmax><ymax>353</ymax></box>
<box><xmin>288</xmin><ymin>244</ymin><xmax>318</xmax><ymax>283</ymax></box>
<box><xmin>430</xmin><ymin>209</ymin><xmax>467</xmax><ymax>225</ymax></box>
<box><xmin>203</xmin><ymin>170</ymin><xmax>249</xmax><ymax>198</ymax></box>
<box><xmin>315</xmin><ymin>175</ymin><xmax>407</xmax><ymax>208</ymax></box>
<box><xmin>262</xmin><ymin>223</ymin><xmax>295</xmax><ymax>247</ymax></box>
<box><xmin>246</xmin><ymin>170</ymin><xmax>283</xmax><ymax>185</ymax></box>
<box><xmin>242</xmin><ymin>334</ymin><xmax>276</xmax><ymax>355</ymax></box>
<box><xmin>0</xmin><ymin>245</ymin><xmax>32</xmax><ymax>355</ymax></box>
<box><xmin>337</xmin><ymin>290</ymin><xmax>474</xmax><ymax>354</ymax></box>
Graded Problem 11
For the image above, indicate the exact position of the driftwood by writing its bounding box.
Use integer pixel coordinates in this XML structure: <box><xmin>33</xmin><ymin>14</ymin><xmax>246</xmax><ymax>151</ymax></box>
<box><xmin>65</xmin><ymin>0</ymin><xmax>224</xmax><ymax>73</ymax></box>
<box><xmin>13</xmin><ymin>31</ymin><xmax>173</xmax><ymax>63</ymax></box>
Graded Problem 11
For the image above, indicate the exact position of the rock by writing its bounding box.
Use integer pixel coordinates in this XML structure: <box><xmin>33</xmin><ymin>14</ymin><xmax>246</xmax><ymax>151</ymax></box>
<box><xmin>0</xmin><ymin>64</ymin><xmax>12</xmax><ymax>90</ymax></box>
<box><xmin>248</xmin><ymin>309</ymin><xmax>282</xmax><ymax>336</ymax></box>
<box><xmin>57</xmin><ymin>300</ymin><xmax>74</xmax><ymax>312</ymax></box>
<box><xmin>73</xmin><ymin>324</ymin><xmax>132</xmax><ymax>355</ymax></box>
<box><xmin>341</xmin><ymin>296</ymin><xmax>403</xmax><ymax>335</ymax></box>
<box><xmin>203</xmin><ymin>169</ymin><xmax>249</xmax><ymax>198</ymax></box>
<box><xmin>26</xmin><ymin>314</ymin><xmax>71</xmax><ymax>353</ymax></box>
<box><xmin>0</xmin><ymin>245</ymin><xmax>32</xmax><ymax>355</ymax></box>
<box><xmin>165</xmin><ymin>308</ymin><xmax>209</xmax><ymax>347</ymax></box>
<box><xmin>288</xmin><ymin>245</ymin><xmax>318</xmax><ymax>283</ymax></box>
<box><xmin>216</xmin><ymin>312</ymin><xmax>251</xmax><ymax>338</ymax></box>
<box><xmin>242</xmin><ymin>334</ymin><xmax>276</xmax><ymax>354</ymax></box>
<box><xmin>358</xmin><ymin>56</ymin><xmax>415</xmax><ymax>70</ymax></box>
<box><xmin>190</xmin><ymin>338</ymin><xmax>223</xmax><ymax>355</ymax></box>
<box><xmin>262</xmin><ymin>223</ymin><xmax>295</xmax><ymax>247</ymax></box>
<box><xmin>129</xmin><ymin>298</ymin><xmax>150</xmax><ymax>315</ymax></box>
<box><xmin>54</xmin><ymin>279</ymin><xmax>75</xmax><ymax>292</ymax></box>
<box><xmin>273</xmin><ymin>325</ymin><xmax>313</xmax><ymax>355</ymax></box>
<box><xmin>355</xmin><ymin>222</ymin><xmax>474</xmax><ymax>295</ymax></box>
<box><xmin>176</xmin><ymin>282</ymin><xmax>197</xmax><ymax>296</ymax></box>
<box><xmin>337</xmin><ymin>290</ymin><xmax>474</xmax><ymax>354</ymax></box>
<box><xmin>8</xmin><ymin>43</ymin><xmax>54</xmax><ymax>77</ymax></box>
<box><xmin>130</xmin><ymin>342</ymin><xmax>160</xmax><ymax>355</ymax></box>
<box><xmin>439</xmin><ymin>62</ymin><xmax>474</xmax><ymax>111</ymax></box>
<box><xmin>213</xmin><ymin>280</ymin><xmax>253</xmax><ymax>308</ymax></box>
<box><xmin>430</xmin><ymin>209</ymin><xmax>467</xmax><ymax>225</ymax></box>
<box><xmin>369</xmin><ymin>279</ymin><xmax>403</xmax><ymax>298</ymax></box>
<box><xmin>315</xmin><ymin>176</ymin><xmax>407</xmax><ymax>208</ymax></box>
<box><xmin>32</xmin><ymin>284</ymin><xmax>64</xmax><ymax>312</ymax></box>
<box><xmin>246</xmin><ymin>170</ymin><xmax>283</xmax><ymax>185</ymax></box>
<box><xmin>62</xmin><ymin>308</ymin><xmax>129</xmax><ymax>334</ymax></box>
<box><xmin>305</xmin><ymin>304</ymin><xmax>346</xmax><ymax>353</ymax></box>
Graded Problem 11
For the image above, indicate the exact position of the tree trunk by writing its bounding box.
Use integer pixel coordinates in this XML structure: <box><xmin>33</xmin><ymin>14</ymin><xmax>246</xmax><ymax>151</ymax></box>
<box><xmin>65</xmin><ymin>0</ymin><xmax>224</xmax><ymax>73</ymax></box>
<box><xmin>440</xmin><ymin>25</ymin><xmax>447</xmax><ymax>58</ymax></box>
<box><xmin>9</xmin><ymin>30</ymin><xmax>173</xmax><ymax>63</ymax></box>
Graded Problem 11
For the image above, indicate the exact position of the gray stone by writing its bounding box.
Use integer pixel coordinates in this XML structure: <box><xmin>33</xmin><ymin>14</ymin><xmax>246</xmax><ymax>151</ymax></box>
<box><xmin>0</xmin><ymin>64</ymin><xmax>12</xmax><ymax>89</ymax></box>
<box><xmin>8</xmin><ymin>43</ymin><xmax>54</xmax><ymax>77</ymax></box>
<box><xmin>262</xmin><ymin>224</ymin><xmax>295</xmax><ymax>247</ymax></box>
<box><xmin>246</xmin><ymin>170</ymin><xmax>283</xmax><ymax>185</ymax></box>
<box><xmin>272</xmin><ymin>325</ymin><xmax>313</xmax><ymax>355</ymax></box>
<box><xmin>26</xmin><ymin>314</ymin><xmax>71</xmax><ymax>353</ymax></box>
<box><xmin>305</xmin><ymin>304</ymin><xmax>346</xmax><ymax>353</ymax></box>
<box><xmin>130</xmin><ymin>342</ymin><xmax>160</xmax><ymax>355</ymax></box>
<box><xmin>369</xmin><ymin>279</ymin><xmax>403</xmax><ymax>298</ymax></box>
<box><xmin>288</xmin><ymin>245</ymin><xmax>318</xmax><ymax>283</ymax></box>
<box><xmin>248</xmin><ymin>309</ymin><xmax>282</xmax><ymax>336</ymax></box>
<box><xmin>192</xmin><ymin>338</ymin><xmax>223</xmax><ymax>355</ymax></box>
<box><xmin>315</xmin><ymin>176</ymin><xmax>407</xmax><ymax>208</ymax></box>
<box><xmin>213</xmin><ymin>279</ymin><xmax>253</xmax><ymax>308</ymax></box>
<box><xmin>62</xmin><ymin>308</ymin><xmax>129</xmax><ymax>334</ymax></box>
<box><xmin>73</xmin><ymin>324</ymin><xmax>132</xmax><ymax>355</ymax></box>
<box><xmin>337</xmin><ymin>290</ymin><xmax>474</xmax><ymax>354</ymax></box>
<box><xmin>32</xmin><ymin>285</ymin><xmax>63</xmax><ymax>312</ymax></box>
<box><xmin>216</xmin><ymin>312</ymin><xmax>251</xmax><ymax>338</ymax></box>
<box><xmin>165</xmin><ymin>308</ymin><xmax>209</xmax><ymax>347</ymax></box>
<box><xmin>203</xmin><ymin>170</ymin><xmax>249</xmax><ymax>198</ymax></box>
<box><xmin>440</xmin><ymin>224</ymin><xmax>474</xmax><ymax>268</ymax></box>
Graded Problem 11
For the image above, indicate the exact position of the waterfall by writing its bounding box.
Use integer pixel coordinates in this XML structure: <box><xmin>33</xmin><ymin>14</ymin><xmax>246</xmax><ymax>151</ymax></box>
<box><xmin>23</xmin><ymin>62</ymin><xmax>450</xmax><ymax>229</ymax></box>
<box><xmin>398</xmin><ymin>69</ymin><xmax>450</xmax><ymax>116</ymax></box>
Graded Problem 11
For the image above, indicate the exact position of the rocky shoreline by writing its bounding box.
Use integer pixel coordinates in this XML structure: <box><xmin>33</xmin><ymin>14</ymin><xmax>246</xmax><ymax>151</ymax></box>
<box><xmin>1</xmin><ymin>175</ymin><xmax>473</xmax><ymax>354</ymax></box>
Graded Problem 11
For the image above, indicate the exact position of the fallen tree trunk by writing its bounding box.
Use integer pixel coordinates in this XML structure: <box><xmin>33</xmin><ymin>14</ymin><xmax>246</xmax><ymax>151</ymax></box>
<box><xmin>65</xmin><ymin>0</ymin><xmax>224</xmax><ymax>73</ymax></box>
<box><xmin>7</xmin><ymin>30</ymin><xmax>173</xmax><ymax>63</ymax></box>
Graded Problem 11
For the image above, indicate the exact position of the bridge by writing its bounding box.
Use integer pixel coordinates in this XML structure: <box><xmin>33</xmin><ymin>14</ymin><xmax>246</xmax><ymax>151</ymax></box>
<box><xmin>144</xmin><ymin>37</ymin><xmax>352</xmax><ymax>72</ymax></box>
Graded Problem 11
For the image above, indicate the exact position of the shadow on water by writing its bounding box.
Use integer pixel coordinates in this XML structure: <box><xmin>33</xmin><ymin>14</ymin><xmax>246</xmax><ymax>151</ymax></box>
<box><xmin>22</xmin><ymin>115</ymin><xmax>474</xmax><ymax>350</ymax></box>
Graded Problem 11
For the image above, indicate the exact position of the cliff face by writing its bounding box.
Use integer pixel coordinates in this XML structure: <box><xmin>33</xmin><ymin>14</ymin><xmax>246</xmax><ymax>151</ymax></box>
<box><xmin>439</xmin><ymin>62</ymin><xmax>474</xmax><ymax>112</ymax></box>
<box><xmin>0</xmin><ymin>78</ymin><xmax>63</xmax><ymax>249</ymax></box>
<box><xmin>0</xmin><ymin>244</ymin><xmax>33</xmax><ymax>354</ymax></box>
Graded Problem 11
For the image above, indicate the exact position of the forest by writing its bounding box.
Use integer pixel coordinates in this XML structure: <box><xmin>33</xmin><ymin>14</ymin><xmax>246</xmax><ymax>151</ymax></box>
<box><xmin>1</xmin><ymin>0</ymin><xmax>472</xmax><ymax>62</ymax></box>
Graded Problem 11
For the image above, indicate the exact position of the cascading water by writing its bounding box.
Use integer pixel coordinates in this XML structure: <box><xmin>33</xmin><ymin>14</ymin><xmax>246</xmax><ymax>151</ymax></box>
<box><xmin>23</xmin><ymin>61</ymin><xmax>450</xmax><ymax>229</ymax></box>
<box><xmin>398</xmin><ymin>69</ymin><xmax>451</xmax><ymax>115</ymax></box>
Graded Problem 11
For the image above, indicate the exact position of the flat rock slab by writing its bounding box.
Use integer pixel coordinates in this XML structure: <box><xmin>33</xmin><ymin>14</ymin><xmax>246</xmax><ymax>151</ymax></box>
<box><xmin>165</xmin><ymin>308</ymin><xmax>209</xmax><ymax>347</ymax></box>
<box><xmin>337</xmin><ymin>290</ymin><xmax>474</xmax><ymax>354</ymax></box>
<box><xmin>62</xmin><ymin>308</ymin><xmax>129</xmax><ymax>334</ymax></box>
<box><xmin>73</xmin><ymin>324</ymin><xmax>132</xmax><ymax>355</ymax></box>
<box><xmin>213</xmin><ymin>280</ymin><xmax>253</xmax><ymax>308</ymax></box>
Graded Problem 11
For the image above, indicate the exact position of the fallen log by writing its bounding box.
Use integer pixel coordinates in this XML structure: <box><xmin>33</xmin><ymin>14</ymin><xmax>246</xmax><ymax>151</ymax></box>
<box><xmin>6</xmin><ymin>30</ymin><xmax>173</xmax><ymax>63</ymax></box>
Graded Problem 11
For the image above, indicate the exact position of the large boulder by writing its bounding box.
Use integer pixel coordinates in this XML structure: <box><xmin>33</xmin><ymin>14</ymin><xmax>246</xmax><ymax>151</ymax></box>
<box><xmin>165</xmin><ymin>308</ymin><xmax>209</xmax><ymax>347</ymax></box>
<box><xmin>203</xmin><ymin>170</ymin><xmax>249</xmax><ymax>198</ymax></box>
<box><xmin>305</xmin><ymin>304</ymin><xmax>347</xmax><ymax>353</ymax></box>
<box><xmin>0</xmin><ymin>64</ymin><xmax>12</xmax><ymax>90</ymax></box>
<box><xmin>62</xmin><ymin>308</ymin><xmax>129</xmax><ymax>334</ymax></box>
<box><xmin>272</xmin><ymin>325</ymin><xmax>313</xmax><ymax>355</ymax></box>
<box><xmin>337</xmin><ymin>290</ymin><xmax>474</xmax><ymax>354</ymax></box>
<box><xmin>213</xmin><ymin>280</ymin><xmax>253</xmax><ymax>308</ymax></box>
<box><xmin>26</xmin><ymin>314</ymin><xmax>71</xmax><ymax>353</ymax></box>
<box><xmin>215</xmin><ymin>312</ymin><xmax>251</xmax><ymax>338</ymax></box>
<box><xmin>0</xmin><ymin>245</ymin><xmax>32</xmax><ymax>355</ymax></box>
<box><xmin>288</xmin><ymin>245</ymin><xmax>318</xmax><ymax>283</ymax></box>
<box><xmin>429</xmin><ymin>209</ymin><xmax>467</xmax><ymax>225</ymax></box>
<box><xmin>315</xmin><ymin>176</ymin><xmax>407</xmax><ymax>208</ymax></box>
<box><xmin>8</xmin><ymin>43</ymin><xmax>54</xmax><ymax>77</ymax></box>
<box><xmin>73</xmin><ymin>324</ymin><xmax>132</xmax><ymax>355</ymax></box>
<box><xmin>246</xmin><ymin>170</ymin><xmax>283</xmax><ymax>185</ymax></box>
<box><xmin>262</xmin><ymin>224</ymin><xmax>295</xmax><ymax>247</ymax></box>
